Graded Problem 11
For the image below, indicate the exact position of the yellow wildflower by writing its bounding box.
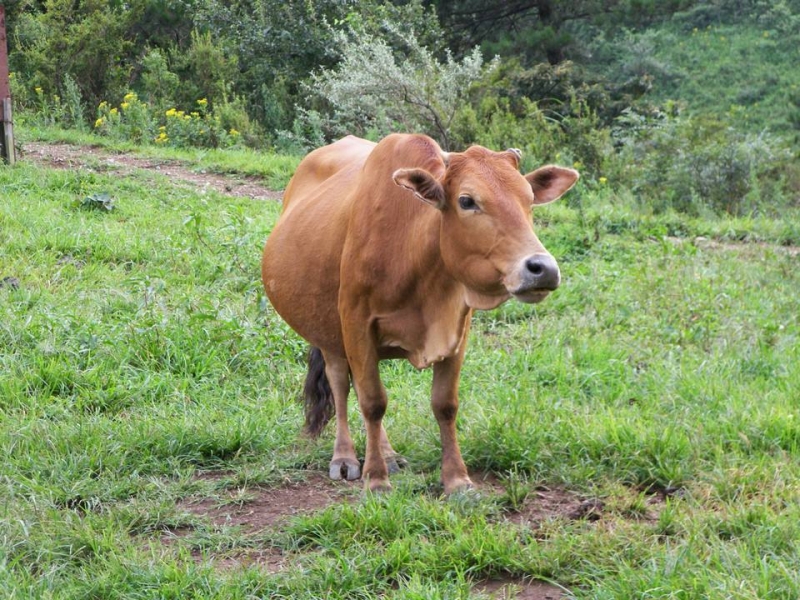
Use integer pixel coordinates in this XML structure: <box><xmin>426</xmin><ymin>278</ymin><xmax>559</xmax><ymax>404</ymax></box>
<box><xmin>94</xmin><ymin>117</ymin><xmax>105</xmax><ymax>128</ymax></box>
<box><xmin>229</xmin><ymin>128</ymin><xmax>240</xmax><ymax>137</ymax></box>
<box><xmin>120</xmin><ymin>102</ymin><xmax>129</xmax><ymax>110</ymax></box>
<box><xmin>573</xmin><ymin>161</ymin><xmax>583</xmax><ymax>169</ymax></box>
<box><xmin>165</xmin><ymin>108</ymin><xmax>177</xmax><ymax>117</ymax></box>
<box><xmin>124</xmin><ymin>92</ymin><xmax>136</xmax><ymax>102</ymax></box>
<box><xmin>599</xmin><ymin>177</ymin><xmax>607</xmax><ymax>185</ymax></box>
<box><xmin>98</xmin><ymin>101</ymin><xmax>108</xmax><ymax>109</ymax></box>
<box><xmin>191</xmin><ymin>112</ymin><xmax>200</xmax><ymax>118</ymax></box>
<box><xmin>197</xmin><ymin>98</ymin><xmax>208</xmax><ymax>106</ymax></box>
<box><xmin>110</xmin><ymin>108</ymin><xmax>119</xmax><ymax>115</ymax></box>
<box><xmin>35</xmin><ymin>86</ymin><xmax>43</xmax><ymax>95</ymax></box>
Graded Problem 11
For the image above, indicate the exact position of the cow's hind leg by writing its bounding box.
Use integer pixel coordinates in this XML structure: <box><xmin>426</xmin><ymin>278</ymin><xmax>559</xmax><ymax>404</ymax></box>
<box><xmin>379</xmin><ymin>425</ymin><xmax>407</xmax><ymax>474</ymax></box>
<box><xmin>323</xmin><ymin>351</ymin><xmax>361</xmax><ymax>481</ymax></box>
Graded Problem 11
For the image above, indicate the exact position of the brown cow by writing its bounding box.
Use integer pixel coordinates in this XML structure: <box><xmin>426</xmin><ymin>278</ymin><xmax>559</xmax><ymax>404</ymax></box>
<box><xmin>262</xmin><ymin>133</ymin><xmax>578</xmax><ymax>493</ymax></box>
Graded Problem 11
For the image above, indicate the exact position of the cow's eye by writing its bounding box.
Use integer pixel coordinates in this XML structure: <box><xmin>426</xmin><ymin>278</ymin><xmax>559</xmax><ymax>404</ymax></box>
<box><xmin>458</xmin><ymin>195</ymin><xmax>478</xmax><ymax>211</ymax></box>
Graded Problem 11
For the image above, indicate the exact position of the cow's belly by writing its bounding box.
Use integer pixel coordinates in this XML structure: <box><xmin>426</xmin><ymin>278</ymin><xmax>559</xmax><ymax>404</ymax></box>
<box><xmin>262</xmin><ymin>194</ymin><xmax>351</xmax><ymax>355</ymax></box>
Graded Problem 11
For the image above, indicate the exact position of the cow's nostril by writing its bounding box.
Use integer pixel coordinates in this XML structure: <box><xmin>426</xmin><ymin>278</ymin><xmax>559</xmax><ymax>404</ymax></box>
<box><xmin>526</xmin><ymin>258</ymin><xmax>545</xmax><ymax>276</ymax></box>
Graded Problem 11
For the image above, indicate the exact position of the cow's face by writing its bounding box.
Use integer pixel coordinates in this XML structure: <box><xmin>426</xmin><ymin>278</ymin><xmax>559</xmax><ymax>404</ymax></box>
<box><xmin>393</xmin><ymin>147</ymin><xmax>578</xmax><ymax>309</ymax></box>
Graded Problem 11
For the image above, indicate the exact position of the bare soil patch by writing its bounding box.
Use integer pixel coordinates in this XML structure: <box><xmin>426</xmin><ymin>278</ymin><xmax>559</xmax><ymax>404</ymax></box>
<box><xmin>472</xmin><ymin>472</ymin><xmax>606</xmax><ymax>525</ymax></box>
<box><xmin>23</xmin><ymin>141</ymin><xmax>283</xmax><ymax>201</ymax></box>
<box><xmin>159</xmin><ymin>472</ymin><xmax>359</xmax><ymax>572</ymax></box>
<box><xmin>474</xmin><ymin>577</ymin><xmax>565</xmax><ymax>600</ymax></box>
<box><xmin>471</xmin><ymin>471</ymin><xmax>668</xmax><ymax>528</ymax></box>
<box><xmin>176</xmin><ymin>472</ymin><xmax>359</xmax><ymax>534</ymax></box>
<box><xmin>508</xmin><ymin>487</ymin><xmax>599</xmax><ymax>525</ymax></box>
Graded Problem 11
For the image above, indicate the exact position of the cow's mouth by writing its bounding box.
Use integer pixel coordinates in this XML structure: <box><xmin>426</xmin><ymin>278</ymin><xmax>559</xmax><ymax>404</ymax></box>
<box><xmin>510</xmin><ymin>288</ymin><xmax>552</xmax><ymax>303</ymax></box>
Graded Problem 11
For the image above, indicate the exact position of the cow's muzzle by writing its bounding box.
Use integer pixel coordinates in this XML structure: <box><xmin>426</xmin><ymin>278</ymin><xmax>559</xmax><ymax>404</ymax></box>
<box><xmin>509</xmin><ymin>253</ymin><xmax>560</xmax><ymax>303</ymax></box>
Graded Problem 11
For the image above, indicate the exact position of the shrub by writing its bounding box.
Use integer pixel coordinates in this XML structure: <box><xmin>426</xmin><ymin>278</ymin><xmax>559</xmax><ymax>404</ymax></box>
<box><xmin>451</xmin><ymin>95</ymin><xmax>562</xmax><ymax>161</ymax></box>
<box><xmin>93</xmin><ymin>94</ymin><xmax>240</xmax><ymax>150</ymax></box>
<box><xmin>615</xmin><ymin>107</ymin><xmax>794</xmax><ymax>216</ymax></box>
<box><xmin>305</xmin><ymin>22</ymin><xmax>497</xmax><ymax>150</ymax></box>
<box><xmin>140</xmin><ymin>49</ymin><xmax>180</xmax><ymax>116</ymax></box>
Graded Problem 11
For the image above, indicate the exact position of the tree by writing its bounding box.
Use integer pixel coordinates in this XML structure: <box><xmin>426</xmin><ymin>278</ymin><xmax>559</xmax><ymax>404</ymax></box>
<box><xmin>309</xmin><ymin>23</ymin><xmax>496</xmax><ymax>150</ymax></box>
<box><xmin>428</xmin><ymin>0</ymin><xmax>695</xmax><ymax>64</ymax></box>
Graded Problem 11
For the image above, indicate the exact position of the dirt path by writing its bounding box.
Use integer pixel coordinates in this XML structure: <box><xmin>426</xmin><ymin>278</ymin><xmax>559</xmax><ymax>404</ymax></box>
<box><xmin>23</xmin><ymin>141</ymin><xmax>283</xmax><ymax>201</ymax></box>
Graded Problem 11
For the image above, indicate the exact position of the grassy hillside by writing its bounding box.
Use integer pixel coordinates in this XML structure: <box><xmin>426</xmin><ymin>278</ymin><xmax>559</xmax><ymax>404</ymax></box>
<box><xmin>1</xmin><ymin>133</ymin><xmax>799</xmax><ymax>597</ymax></box>
<box><xmin>591</xmin><ymin>12</ymin><xmax>800</xmax><ymax>137</ymax></box>
<box><xmin>657</xmin><ymin>25</ymin><xmax>797</xmax><ymax>133</ymax></box>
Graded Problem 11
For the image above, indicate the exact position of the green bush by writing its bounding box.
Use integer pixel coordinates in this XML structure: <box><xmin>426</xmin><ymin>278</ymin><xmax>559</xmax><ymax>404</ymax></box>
<box><xmin>450</xmin><ymin>89</ymin><xmax>616</xmax><ymax>187</ymax></box>
<box><xmin>615</xmin><ymin>107</ymin><xmax>794</xmax><ymax>216</ymax></box>
<box><xmin>305</xmin><ymin>22</ymin><xmax>495</xmax><ymax>150</ymax></box>
<box><xmin>10</xmin><ymin>0</ymin><xmax>133</xmax><ymax>109</ymax></box>
<box><xmin>140</xmin><ymin>49</ymin><xmax>180</xmax><ymax>116</ymax></box>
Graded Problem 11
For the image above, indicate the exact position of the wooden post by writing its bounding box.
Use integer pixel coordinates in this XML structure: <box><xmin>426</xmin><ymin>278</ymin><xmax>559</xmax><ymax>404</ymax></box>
<box><xmin>0</xmin><ymin>5</ymin><xmax>15</xmax><ymax>165</ymax></box>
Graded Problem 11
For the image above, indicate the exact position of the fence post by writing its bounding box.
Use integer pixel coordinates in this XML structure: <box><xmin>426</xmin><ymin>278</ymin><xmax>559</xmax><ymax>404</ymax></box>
<box><xmin>0</xmin><ymin>5</ymin><xmax>15</xmax><ymax>166</ymax></box>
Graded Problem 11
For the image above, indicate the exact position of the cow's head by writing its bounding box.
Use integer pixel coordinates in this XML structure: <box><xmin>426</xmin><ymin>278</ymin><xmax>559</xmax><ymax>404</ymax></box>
<box><xmin>393</xmin><ymin>146</ymin><xmax>578</xmax><ymax>309</ymax></box>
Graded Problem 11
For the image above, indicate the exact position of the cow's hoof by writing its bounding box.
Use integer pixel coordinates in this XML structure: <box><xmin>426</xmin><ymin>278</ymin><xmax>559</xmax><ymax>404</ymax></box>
<box><xmin>443</xmin><ymin>477</ymin><xmax>475</xmax><ymax>496</ymax></box>
<box><xmin>385</xmin><ymin>454</ymin><xmax>408</xmax><ymax>474</ymax></box>
<box><xmin>364</xmin><ymin>478</ymin><xmax>392</xmax><ymax>493</ymax></box>
<box><xmin>329</xmin><ymin>458</ymin><xmax>361</xmax><ymax>481</ymax></box>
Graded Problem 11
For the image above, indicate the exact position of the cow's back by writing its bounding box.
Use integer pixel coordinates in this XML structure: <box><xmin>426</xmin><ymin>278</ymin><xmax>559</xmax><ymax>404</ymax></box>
<box><xmin>281</xmin><ymin>136</ymin><xmax>376</xmax><ymax>213</ymax></box>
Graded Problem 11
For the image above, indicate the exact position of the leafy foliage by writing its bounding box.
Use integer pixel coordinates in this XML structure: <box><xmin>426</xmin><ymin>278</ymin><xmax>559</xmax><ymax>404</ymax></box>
<box><xmin>6</xmin><ymin>0</ymin><xmax>800</xmax><ymax>214</ymax></box>
<box><xmin>615</xmin><ymin>108</ymin><xmax>794</xmax><ymax>216</ymax></box>
<box><xmin>307</xmin><ymin>23</ymin><xmax>495</xmax><ymax>150</ymax></box>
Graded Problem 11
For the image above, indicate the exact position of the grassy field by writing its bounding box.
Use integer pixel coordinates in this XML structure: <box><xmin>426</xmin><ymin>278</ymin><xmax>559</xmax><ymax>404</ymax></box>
<box><xmin>1</xmin><ymin>129</ymin><xmax>799</xmax><ymax>599</ymax></box>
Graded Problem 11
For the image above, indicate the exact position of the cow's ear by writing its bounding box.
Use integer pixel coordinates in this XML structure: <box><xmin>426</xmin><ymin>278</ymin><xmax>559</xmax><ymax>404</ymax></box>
<box><xmin>525</xmin><ymin>165</ymin><xmax>580</xmax><ymax>206</ymax></box>
<box><xmin>504</xmin><ymin>148</ymin><xmax>522</xmax><ymax>168</ymax></box>
<box><xmin>393</xmin><ymin>168</ymin><xmax>446</xmax><ymax>210</ymax></box>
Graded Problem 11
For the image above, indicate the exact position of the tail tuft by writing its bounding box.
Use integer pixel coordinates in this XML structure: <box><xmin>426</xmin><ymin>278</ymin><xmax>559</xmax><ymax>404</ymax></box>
<box><xmin>303</xmin><ymin>346</ymin><xmax>334</xmax><ymax>437</ymax></box>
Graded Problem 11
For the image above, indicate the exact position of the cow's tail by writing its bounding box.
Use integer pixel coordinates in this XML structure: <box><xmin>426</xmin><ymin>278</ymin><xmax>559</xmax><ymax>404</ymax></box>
<box><xmin>303</xmin><ymin>346</ymin><xmax>335</xmax><ymax>437</ymax></box>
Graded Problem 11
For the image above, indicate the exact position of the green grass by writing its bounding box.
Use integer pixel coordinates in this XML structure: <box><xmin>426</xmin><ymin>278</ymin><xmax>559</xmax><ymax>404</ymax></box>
<box><xmin>1</xmin><ymin>134</ymin><xmax>799</xmax><ymax>598</ymax></box>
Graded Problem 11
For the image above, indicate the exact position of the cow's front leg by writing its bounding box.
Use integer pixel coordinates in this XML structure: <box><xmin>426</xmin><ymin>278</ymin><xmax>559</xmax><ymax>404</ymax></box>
<box><xmin>323</xmin><ymin>351</ymin><xmax>361</xmax><ymax>481</ymax></box>
<box><xmin>346</xmin><ymin>347</ymin><xmax>391</xmax><ymax>492</ymax></box>
<box><xmin>432</xmin><ymin>351</ymin><xmax>473</xmax><ymax>495</ymax></box>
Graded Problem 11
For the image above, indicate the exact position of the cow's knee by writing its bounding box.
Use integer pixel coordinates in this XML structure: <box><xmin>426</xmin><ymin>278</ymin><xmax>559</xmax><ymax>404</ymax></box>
<box><xmin>432</xmin><ymin>400</ymin><xmax>458</xmax><ymax>424</ymax></box>
<box><xmin>361</xmin><ymin>399</ymin><xmax>387</xmax><ymax>423</ymax></box>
